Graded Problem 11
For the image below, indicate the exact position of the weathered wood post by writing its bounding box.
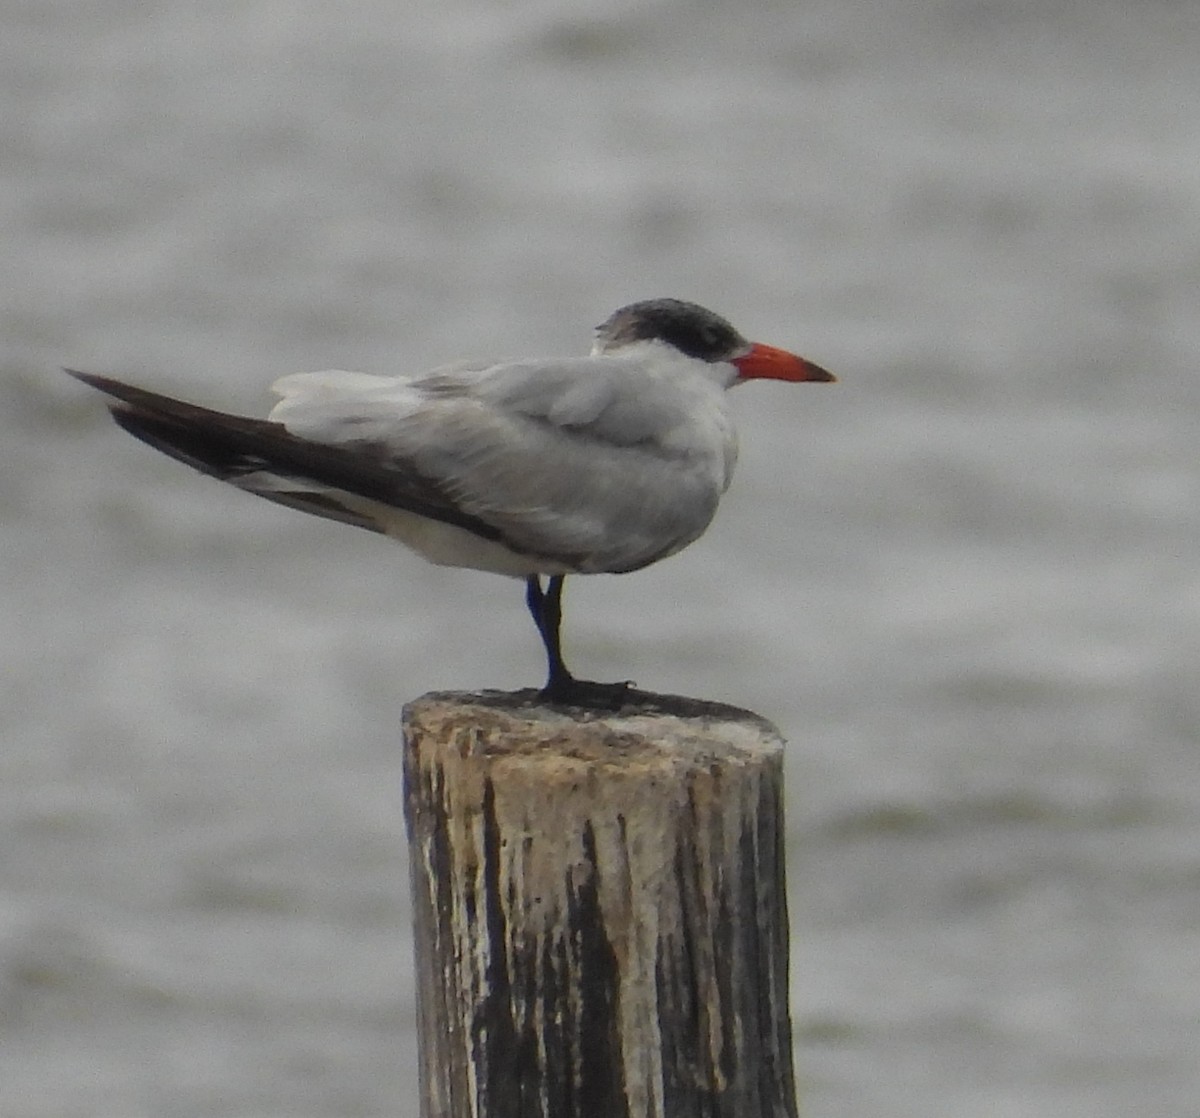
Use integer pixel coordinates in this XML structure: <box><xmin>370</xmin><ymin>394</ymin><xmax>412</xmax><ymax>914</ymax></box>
<box><xmin>402</xmin><ymin>689</ymin><xmax>797</xmax><ymax>1118</ymax></box>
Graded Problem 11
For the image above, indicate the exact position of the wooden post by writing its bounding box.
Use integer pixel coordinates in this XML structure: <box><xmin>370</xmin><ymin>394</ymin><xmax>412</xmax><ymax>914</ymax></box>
<box><xmin>402</xmin><ymin>690</ymin><xmax>798</xmax><ymax>1118</ymax></box>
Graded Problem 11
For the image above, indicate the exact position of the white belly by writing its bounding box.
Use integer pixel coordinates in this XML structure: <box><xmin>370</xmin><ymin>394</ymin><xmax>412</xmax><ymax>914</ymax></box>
<box><xmin>372</xmin><ymin>505</ymin><xmax>576</xmax><ymax>578</ymax></box>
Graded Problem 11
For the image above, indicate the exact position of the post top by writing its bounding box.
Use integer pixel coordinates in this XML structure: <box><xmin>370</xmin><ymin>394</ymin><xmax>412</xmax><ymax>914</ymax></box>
<box><xmin>403</xmin><ymin>688</ymin><xmax>784</xmax><ymax>769</ymax></box>
<box><xmin>413</xmin><ymin>686</ymin><xmax>777</xmax><ymax>728</ymax></box>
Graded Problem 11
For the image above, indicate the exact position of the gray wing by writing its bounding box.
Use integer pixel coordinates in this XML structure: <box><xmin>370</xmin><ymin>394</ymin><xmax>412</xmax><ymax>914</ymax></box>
<box><xmin>269</xmin><ymin>358</ymin><xmax>735</xmax><ymax>573</ymax></box>
<box><xmin>71</xmin><ymin>354</ymin><xmax>733</xmax><ymax>574</ymax></box>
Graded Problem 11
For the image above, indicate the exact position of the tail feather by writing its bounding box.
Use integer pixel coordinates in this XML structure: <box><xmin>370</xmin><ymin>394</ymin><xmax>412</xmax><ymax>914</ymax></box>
<box><xmin>67</xmin><ymin>369</ymin><xmax>504</xmax><ymax>543</ymax></box>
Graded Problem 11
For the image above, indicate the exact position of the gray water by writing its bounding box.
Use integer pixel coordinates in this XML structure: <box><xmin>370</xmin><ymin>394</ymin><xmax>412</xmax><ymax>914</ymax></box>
<box><xmin>4</xmin><ymin>1</ymin><xmax>1200</xmax><ymax>1114</ymax></box>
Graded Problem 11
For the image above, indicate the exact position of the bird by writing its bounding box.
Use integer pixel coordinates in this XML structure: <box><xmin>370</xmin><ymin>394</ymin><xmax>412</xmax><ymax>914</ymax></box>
<box><xmin>68</xmin><ymin>298</ymin><xmax>834</xmax><ymax>706</ymax></box>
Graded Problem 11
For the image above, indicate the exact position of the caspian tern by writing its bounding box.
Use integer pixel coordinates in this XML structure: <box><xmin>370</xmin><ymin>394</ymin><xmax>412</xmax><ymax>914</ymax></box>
<box><xmin>69</xmin><ymin>298</ymin><xmax>833</xmax><ymax>705</ymax></box>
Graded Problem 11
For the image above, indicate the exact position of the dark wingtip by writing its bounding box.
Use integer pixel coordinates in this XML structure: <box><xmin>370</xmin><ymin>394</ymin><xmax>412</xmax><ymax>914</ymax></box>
<box><xmin>63</xmin><ymin>369</ymin><xmax>186</xmax><ymax>416</ymax></box>
<box><xmin>64</xmin><ymin>368</ymin><xmax>127</xmax><ymax>399</ymax></box>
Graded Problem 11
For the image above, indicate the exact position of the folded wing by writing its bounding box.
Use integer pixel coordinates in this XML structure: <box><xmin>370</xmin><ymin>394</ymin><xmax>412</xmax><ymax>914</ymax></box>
<box><xmin>268</xmin><ymin>359</ymin><xmax>730</xmax><ymax>572</ymax></box>
<box><xmin>70</xmin><ymin>358</ymin><xmax>730</xmax><ymax>574</ymax></box>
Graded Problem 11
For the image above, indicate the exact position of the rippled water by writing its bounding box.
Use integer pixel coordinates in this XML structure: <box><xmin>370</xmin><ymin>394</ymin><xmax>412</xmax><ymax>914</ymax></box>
<box><xmin>4</xmin><ymin>1</ymin><xmax>1199</xmax><ymax>1114</ymax></box>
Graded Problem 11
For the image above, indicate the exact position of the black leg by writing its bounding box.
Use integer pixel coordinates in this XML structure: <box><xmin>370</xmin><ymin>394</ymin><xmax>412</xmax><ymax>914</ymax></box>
<box><xmin>525</xmin><ymin>574</ymin><xmax>574</xmax><ymax>697</ymax></box>
<box><xmin>523</xmin><ymin>574</ymin><xmax>633</xmax><ymax>708</ymax></box>
<box><xmin>542</xmin><ymin>575</ymin><xmax>567</xmax><ymax>675</ymax></box>
<box><xmin>525</xmin><ymin>574</ymin><xmax>546</xmax><ymax>641</ymax></box>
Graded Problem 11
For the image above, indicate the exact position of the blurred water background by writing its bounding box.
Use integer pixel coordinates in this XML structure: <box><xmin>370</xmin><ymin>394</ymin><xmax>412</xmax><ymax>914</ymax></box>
<box><xmin>4</xmin><ymin>0</ymin><xmax>1200</xmax><ymax>1115</ymax></box>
